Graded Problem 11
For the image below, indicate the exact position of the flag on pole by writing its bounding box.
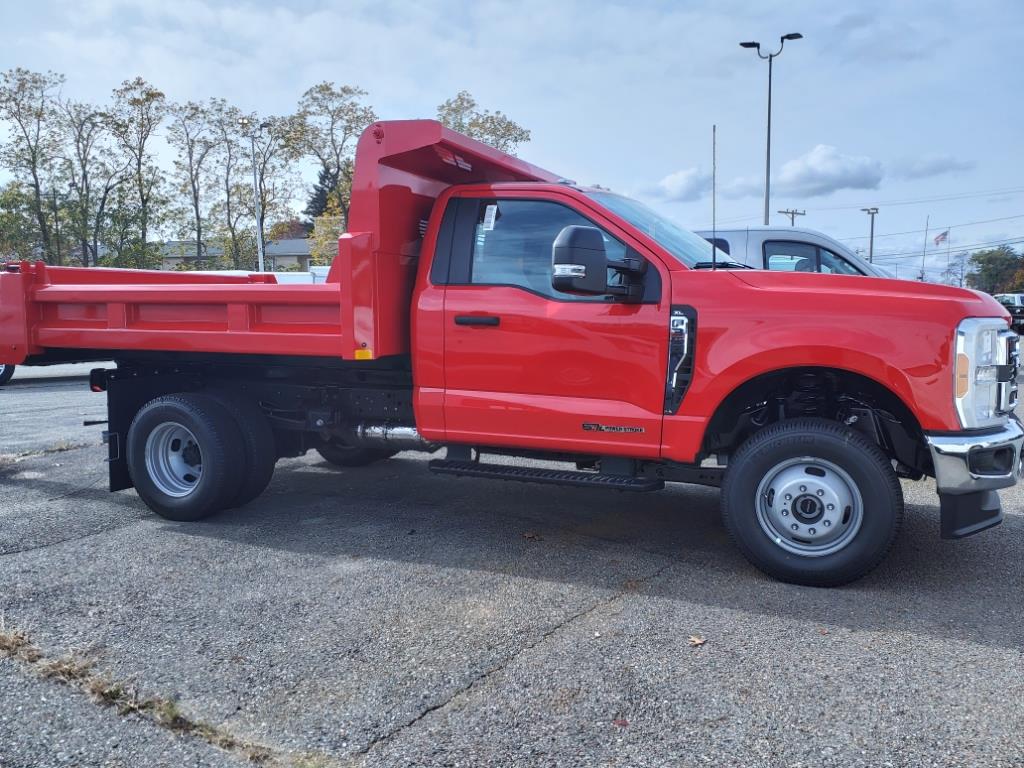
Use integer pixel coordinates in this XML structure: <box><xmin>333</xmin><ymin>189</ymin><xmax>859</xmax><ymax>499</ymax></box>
<box><xmin>934</xmin><ymin>230</ymin><xmax>949</xmax><ymax>246</ymax></box>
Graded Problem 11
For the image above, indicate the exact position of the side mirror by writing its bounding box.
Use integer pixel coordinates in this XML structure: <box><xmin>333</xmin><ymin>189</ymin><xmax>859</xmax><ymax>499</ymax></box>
<box><xmin>551</xmin><ymin>225</ymin><xmax>607</xmax><ymax>294</ymax></box>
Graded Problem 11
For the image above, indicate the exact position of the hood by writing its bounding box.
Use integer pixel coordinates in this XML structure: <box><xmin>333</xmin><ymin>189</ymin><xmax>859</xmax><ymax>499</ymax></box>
<box><xmin>727</xmin><ymin>270</ymin><xmax>1009</xmax><ymax>324</ymax></box>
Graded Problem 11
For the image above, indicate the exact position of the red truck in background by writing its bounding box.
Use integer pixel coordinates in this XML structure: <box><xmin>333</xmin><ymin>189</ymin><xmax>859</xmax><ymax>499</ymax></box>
<box><xmin>1</xmin><ymin>120</ymin><xmax>1021</xmax><ymax>586</ymax></box>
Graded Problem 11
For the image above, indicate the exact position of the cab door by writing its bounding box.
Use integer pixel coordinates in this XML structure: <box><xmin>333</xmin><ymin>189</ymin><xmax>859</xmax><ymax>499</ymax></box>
<box><xmin>439</xmin><ymin>193</ymin><xmax>670</xmax><ymax>458</ymax></box>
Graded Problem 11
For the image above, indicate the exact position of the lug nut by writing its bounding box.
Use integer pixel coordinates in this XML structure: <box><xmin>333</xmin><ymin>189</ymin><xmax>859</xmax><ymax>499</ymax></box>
<box><xmin>823</xmin><ymin>520</ymin><xmax>832</xmax><ymax>527</ymax></box>
<box><xmin>816</xmin><ymin>489</ymin><xmax>824</xmax><ymax>497</ymax></box>
<box><xmin>827</xmin><ymin>504</ymin><xmax>834</xmax><ymax>510</ymax></box>
<box><xmin>781</xmin><ymin>510</ymin><xmax>789</xmax><ymax>516</ymax></box>
<box><xmin>785</xmin><ymin>494</ymin><xmax>792</xmax><ymax>501</ymax></box>
<box><xmin>809</xmin><ymin>528</ymin><xmax>816</xmax><ymax>535</ymax></box>
<box><xmin>791</xmin><ymin>524</ymin><xmax>799</xmax><ymax>531</ymax></box>
<box><xmin>799</xmin><ymin>485</ymin><xmax>807</xmax><ymax>492</ymax></box>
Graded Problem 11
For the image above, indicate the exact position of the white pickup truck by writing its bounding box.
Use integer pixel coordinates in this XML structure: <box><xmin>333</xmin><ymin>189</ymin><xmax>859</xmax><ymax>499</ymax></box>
<box><xmin>696</xmin><ymin>225</ymin><xmax>892</xmax><ymax>278</ymax></box>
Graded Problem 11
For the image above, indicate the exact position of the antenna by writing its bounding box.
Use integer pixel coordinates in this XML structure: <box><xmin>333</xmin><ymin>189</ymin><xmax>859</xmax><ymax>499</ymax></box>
<box><xmin>712</xmin><ymin>124</ymin><xmax>717</xmax><ymax>271</ymax></box>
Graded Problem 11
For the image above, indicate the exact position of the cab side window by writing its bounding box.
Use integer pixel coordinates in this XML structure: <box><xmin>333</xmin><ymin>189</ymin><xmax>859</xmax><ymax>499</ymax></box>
<box><xmin>763</xmin><ymin>240</ymin><xmax>865</xmax><ymax>275</ymax></box>
<box><xmin>819</xmin><ymin>247</ymin><xmax>861</xmax><ymax>275</ymax></box>
<box><xmin>764</xmin><ymin>241</ymin><xmax>817</xmax><ymax>272</ymax></box>
<box><xmin>469</xmin><ymin>199</ymin><xmax>628</xmax><ymax>299</ymax></box>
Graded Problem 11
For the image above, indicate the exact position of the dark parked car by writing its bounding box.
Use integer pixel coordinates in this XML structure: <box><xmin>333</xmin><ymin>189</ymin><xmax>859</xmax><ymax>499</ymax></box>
<box><xmin>995</xmin><ymin>294</ymin><xmax>1024</xmax><ymax>332</ymax></box>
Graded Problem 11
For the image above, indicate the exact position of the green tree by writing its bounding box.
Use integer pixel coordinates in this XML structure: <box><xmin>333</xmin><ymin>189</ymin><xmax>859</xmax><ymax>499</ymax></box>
<box><xmin>0</xmin><ymin>68</ymin><xmax>65</xmax><ymax>262</ymax></box>
<box><xmin>106</xmin><ymin>77</ymin><xmax>167</xmax><ymax>267</ymax></box>
<box><xmin>436</xmin><ymin>91</ymin><xmax>530</xmax><ymax>154</ymax></box>
<box><xmin>289</xmin><ymin>82</ymin><xmax>375</xmax><ymax>230</ymax></box>
<box><xmin>304</xmin><ymin>166</ymin><xmax>339</xmax><ymax>221</ymax></box>
<box><xmin>0</xmin><ymin>181</ymin><xmax>38</xmax><ymax>262</ymax></box>
<box><xmin>308</xmin><ymin>194</ymin><xmax>344</xmax><ymax>266</ymax></box>
<box><xmin>966</xmin><ymin>246</ymin><xmax>1021</xmax><ymax>294</ymax></box>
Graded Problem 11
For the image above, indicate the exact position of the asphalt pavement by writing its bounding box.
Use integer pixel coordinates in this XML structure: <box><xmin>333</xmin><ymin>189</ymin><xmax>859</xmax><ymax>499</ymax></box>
<box><xmin>1</xmin><ymin>371</ymin><xmax>1022</xmax><ymax>767</ymax></box>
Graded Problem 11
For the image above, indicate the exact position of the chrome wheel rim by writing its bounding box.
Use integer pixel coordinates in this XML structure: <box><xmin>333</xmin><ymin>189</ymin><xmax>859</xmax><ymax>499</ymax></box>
<box><xmin>755</xmin><ymin>456</ymin><xmax>863</xmax><ymax>557</ymax></box>
<box><xmin>145</xmin><ymin>422</ymin><xmax>202</xmax><ymax>497</ymax></box>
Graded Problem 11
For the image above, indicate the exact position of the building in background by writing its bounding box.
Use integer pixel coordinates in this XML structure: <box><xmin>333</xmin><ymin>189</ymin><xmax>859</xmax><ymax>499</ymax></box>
<box><xmin>159</xmin><ymin>238</ymin><xmax>312</xmax><ymax>271</ymax></box>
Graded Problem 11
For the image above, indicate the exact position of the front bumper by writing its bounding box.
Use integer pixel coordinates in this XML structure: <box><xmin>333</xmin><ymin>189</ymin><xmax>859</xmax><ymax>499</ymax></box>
<box><xmin>925</xmin><ymin>418</ymin><xmax>1024</xmax><ymax>538</ymax></box>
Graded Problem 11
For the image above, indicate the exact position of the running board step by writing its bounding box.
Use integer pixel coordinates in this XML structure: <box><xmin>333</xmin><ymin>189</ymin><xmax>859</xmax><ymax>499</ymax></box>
<box><xmin>428</xmin><ymin>460</ymin><xmax>664</xmax><ymax>491</ymax></box>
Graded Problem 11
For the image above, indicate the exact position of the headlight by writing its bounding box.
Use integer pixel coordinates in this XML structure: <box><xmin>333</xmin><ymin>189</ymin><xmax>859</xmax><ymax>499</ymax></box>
<box><xmin>954</xmin><ymin>317</ymin><xmax>1016</xmax><ymax>429</ymax></box>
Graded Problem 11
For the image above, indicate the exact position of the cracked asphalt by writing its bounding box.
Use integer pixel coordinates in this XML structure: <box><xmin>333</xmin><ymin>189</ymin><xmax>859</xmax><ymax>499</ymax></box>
<box><xmin>1</xmin><ymin>369</ymin><xmax>1023</xmax><ymax>767</ymax></box>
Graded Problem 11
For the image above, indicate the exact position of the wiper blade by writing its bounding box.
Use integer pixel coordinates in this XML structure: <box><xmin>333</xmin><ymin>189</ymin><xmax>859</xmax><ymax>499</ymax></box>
<box><xmin>691</xmin><ymin>260</ymin><xmax>753</xmax><ymax>270</ymax></box>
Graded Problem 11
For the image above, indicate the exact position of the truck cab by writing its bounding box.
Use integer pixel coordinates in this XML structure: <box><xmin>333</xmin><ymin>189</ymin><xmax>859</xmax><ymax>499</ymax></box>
<box><xmin>696</xmin><ymin>225</ymin><xmax>891</xmax><ymax>277</ymax></box>
<box><xmin>1</xmin><ymin>120</ymin><xmax>1019</xmax><ymax>587</ymax></box>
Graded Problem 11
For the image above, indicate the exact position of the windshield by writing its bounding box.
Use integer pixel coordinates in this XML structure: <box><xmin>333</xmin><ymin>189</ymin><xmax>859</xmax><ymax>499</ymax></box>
<box><xmin>585</xmin><ymin>190</ymin><xmax>726</xmax><ymax>268</ymax></box>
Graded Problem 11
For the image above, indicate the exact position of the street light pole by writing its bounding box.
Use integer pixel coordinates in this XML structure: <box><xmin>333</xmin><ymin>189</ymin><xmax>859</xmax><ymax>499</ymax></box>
<box><xmin>239</xmin><ymin>117</ymin><xmax>269</xmax><ymax>272</ymax></box>
<box><xmin>741</xmin><ymin>33</ymin><xmax>802</xmax><ymax>226</ymax></box>
<box><xmin>861</xmin><ymin>207</ymin><xmax>878</xmax><ymax>263</ymax></box>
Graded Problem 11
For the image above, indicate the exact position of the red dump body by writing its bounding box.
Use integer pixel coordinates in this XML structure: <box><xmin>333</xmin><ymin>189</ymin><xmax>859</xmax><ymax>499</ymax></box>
<box><xmin>0</xmin><ymin>120</ymin><xmax>558</xmax><ymax>366</ymax></box>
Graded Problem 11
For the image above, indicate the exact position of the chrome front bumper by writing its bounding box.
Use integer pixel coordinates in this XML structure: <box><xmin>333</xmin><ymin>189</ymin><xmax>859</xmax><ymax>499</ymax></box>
<box><xmin>925</xmin><ymin>418</ymin><xmax>1024</xmax><ymax>495</ymax></box>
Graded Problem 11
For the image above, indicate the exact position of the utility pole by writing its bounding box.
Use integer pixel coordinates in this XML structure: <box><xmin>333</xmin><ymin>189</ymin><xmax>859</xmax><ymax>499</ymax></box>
<box><xmin>740</xmin><ymin>33</ymin><xmax>803</xmax><ymax>226</ymax></box>
<box><xmin>777</xmin><ymin>208</ymin><xmax>805</xmax><ymax>226</ymax></box>
<box><xmin>860</xmin><ymin>207</ymin><xmax>878</xmax><ymax>263</ymax></box>
<box><xmin>920</xmin><ymin>214</ymin><xmax>930</xmax><ymax>281</ymax></box>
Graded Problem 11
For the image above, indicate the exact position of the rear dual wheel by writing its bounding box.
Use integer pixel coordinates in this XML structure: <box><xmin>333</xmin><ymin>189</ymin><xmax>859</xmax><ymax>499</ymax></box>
<box><xmin>127</xmin><ymin>392</ymin><xmax>276</xmax><ymax>521</ymax></box>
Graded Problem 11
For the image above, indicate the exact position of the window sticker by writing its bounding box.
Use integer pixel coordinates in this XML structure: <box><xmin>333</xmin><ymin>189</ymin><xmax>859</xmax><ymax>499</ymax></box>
<box><xmin>482</xmin><ymin>204</ymin><xmax>498</xmax><ymax>231</ymax></box>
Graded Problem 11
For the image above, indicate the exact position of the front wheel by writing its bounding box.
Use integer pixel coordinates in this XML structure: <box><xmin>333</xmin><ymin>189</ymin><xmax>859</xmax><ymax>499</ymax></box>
<box><xmin>721</xmin><ymin>417</ymin><xmax>903</xmax><ymax>587</ymax></box>
<box><xmin>0</xmin><ymin>364</ymin><xmax>14</xmax><ymax>385</ymax></box>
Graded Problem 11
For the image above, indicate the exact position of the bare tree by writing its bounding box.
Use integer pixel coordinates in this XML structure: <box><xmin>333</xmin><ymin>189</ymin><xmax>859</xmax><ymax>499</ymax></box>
<box><xmin>0</xmin><ymin>68</ymin><xmax>65</xmax><ymax>262</ymax></box>
<box><xmin>207</xmin><ymin>99</ymin><xmax>251</xmax><ymax>269</ymax></box>
<box><xmin>57</xmin><ymin>99</ymin><xmax>128</xmax><ymax>267</ymax></box>
<box><xmin>106</xmin><ymin>77</ymin><xmax>167</xmax><ymax>267</ymax></box>
<box><xmin>167</xmin><ymin>100</ymin><xmax>215</xmax><ymax>264</ymax></box>
<box><xmin>242</xmin><ymin>115</ymin><xmax>297</xmax><ymax>262</ymax></box>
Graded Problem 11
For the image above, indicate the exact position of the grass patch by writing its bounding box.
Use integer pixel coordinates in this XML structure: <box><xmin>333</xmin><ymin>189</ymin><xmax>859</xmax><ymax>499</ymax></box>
<box><xmin>0</xmin><ymin>619</ymin><xmax>278</xmax><ymax>764</ymax></box>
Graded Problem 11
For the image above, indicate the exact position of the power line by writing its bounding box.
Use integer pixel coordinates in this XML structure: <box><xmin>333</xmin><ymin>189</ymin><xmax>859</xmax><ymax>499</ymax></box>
<box><xmin>872</xmin><ymin>236</ymin><xmax>1024</xmax><ymax>261</ymax></box>
<box><xmin>810</xmin><ymin>186</ymin><xmax>1024</xmax><ymax>212</ymax></box>
<box><xmin>702</xmin><ymin>186</ymin><xmax>1024</xmax><ymax>227</ymax></box>
<box><xmin>839</xmin><ymin>213</ymin><xmax>1024</xmax><ymax>241</ymax></box>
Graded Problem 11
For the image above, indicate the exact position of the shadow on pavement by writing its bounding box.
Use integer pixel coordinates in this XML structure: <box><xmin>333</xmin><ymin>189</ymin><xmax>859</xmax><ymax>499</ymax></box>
<box><xmin>153</xmin><ymin>454</ymin><xmax>1024</xmax><ymax>654</ymax></box>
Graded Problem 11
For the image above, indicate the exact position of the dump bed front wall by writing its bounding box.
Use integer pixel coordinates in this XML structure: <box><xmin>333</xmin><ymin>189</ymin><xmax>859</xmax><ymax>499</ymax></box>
<box><xmin>331</xmin><ymin>120</ymin><xmax>561</xmax><ymax>360</ymax></box>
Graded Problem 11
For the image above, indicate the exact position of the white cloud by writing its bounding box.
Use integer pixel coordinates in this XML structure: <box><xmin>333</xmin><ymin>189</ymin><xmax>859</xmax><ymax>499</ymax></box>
<box><xmin>774</xmin><ymin>144</ymin><xmax>883</xmax><ymax>197</ymax></box>
<box><xmin>891</xmin><ymin>154</ymin><xmax>974</xmax><ymax>180</ymax></box>
<box><xmin>652</xmin><ymin>167</ymin><xmax>711</xmax><ymax>202</ymax></box>
<box><xmin>715</xmin><ymin>146</ymin><xmax>883</xmax><ymax>201</ymax></box>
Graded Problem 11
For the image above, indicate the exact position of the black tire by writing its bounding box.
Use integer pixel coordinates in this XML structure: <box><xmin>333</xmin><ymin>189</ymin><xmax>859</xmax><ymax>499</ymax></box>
<box><xmin>316</xmin><ymin>441</ymin><xmax>397</xmax><ymax>468</ymax></box>
<box><xmin>721</xmin><ymin>417</ymin><xmax>903</xmax><ymax>587</ymax></box>
<box><xmin>209</xmin><ymin>392</ymin><xmax>277</xmax><ymax>507</ymax></box>
<box><xmin>127</xmin><ymin>393</ymin><xmax>245</xmax><ymax>522</ymax></box>
<box><xmin>0</xmin><ymin>365</ymin><xmax>14</xmax><ymax>385</ymax></box>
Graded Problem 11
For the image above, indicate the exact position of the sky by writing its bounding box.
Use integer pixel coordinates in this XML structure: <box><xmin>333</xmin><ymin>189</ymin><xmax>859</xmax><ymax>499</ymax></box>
<box><xmin>3</xmin><ymin>0</ymin><xmax>1023</xmax><ymax>278</ymax></box>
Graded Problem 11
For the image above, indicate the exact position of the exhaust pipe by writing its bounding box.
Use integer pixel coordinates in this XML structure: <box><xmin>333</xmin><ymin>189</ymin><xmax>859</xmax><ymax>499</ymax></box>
<box><xmin>354</xmin><ymin>423</ymin><xmax>439</xmax><ymax>452</ymax></box>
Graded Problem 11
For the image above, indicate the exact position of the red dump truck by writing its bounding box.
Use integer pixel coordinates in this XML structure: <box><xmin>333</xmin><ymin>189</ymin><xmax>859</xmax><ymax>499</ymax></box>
<box><xmin>1</xmin><ymin>120</ymin><xmax>1020</xmax><ymax>586</ymax></box>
